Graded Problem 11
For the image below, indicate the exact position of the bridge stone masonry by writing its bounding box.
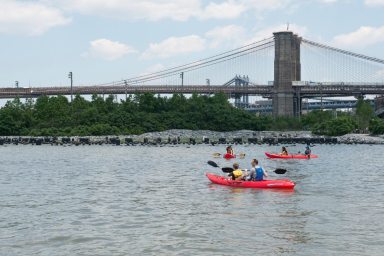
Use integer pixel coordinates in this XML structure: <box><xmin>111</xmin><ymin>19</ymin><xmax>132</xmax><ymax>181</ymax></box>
<box><xmin>1</xmin><ymin>31</ymin><xmax>384</xmax><ymax>116</ymax></box>
<box><xmin>273</xmin><ymin>32</ymin><xmax>301</xmax><ymax>117</ymax></box>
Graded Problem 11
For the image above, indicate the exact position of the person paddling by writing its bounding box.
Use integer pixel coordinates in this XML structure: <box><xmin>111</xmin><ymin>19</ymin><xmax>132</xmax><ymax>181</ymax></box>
<box><xmin>248</xmin><ymin>159</ymin><xmax>268</xmax><ymax>181</ymax></box>
<box><xmin>226</xmin><ymin>145</ymin><xmax>234</xmax><ymax>155</ymax></box>
<box><xmin>229</xmin><ymin>162</ymin><xmax>243</xmax><ymax>180</ymax></box>
<box><xmin>304</xmin><ymin>146</ymin><xmax>311</xmax><ymax>158</ymax></box>
<box><xmin>280</xmin><ymin>146</ymin><xmax>288</xmax><ymax>156</ymax></box>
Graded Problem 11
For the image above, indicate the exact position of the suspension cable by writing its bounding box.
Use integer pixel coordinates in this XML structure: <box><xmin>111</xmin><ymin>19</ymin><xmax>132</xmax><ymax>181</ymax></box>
<box><xmin>131</xmin><ymin>44</ymin><xmax>274</xmax><ymax>85</ymax></box>
<box><xmin>126</xmin><ymin>42</ymin><xmax>275</xmax><ymax>84</ymax></box>
<box><xmin>94</xmin><ymin>37</ymin><xmax>274</xmax><ymax>86</ymax></box>
<box><xmin>302</xmin><ymin>38</ymin><xmax>384</xmax><ymax>65</ymax></box>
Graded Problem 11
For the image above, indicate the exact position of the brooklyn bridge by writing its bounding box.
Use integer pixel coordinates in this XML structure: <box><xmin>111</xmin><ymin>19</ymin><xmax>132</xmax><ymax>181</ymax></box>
<box><xmin>1</xmin><ymin>31</ymin><xmax>384</xmax><ymax>117</ymax></box>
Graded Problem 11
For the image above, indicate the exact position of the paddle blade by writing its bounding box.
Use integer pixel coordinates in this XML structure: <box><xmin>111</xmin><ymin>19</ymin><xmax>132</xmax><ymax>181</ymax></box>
<box><xmin>207</xmin><ymin>160</ymin><xmax>219</xmax><ymax>168</ymax></box>
<box><xmin>274</xmin><ymin>168</ymin><xmax>287</xmax><ymax>174</ymax></box>
<box><xmin>222</xmin><ymin>167</ymin><xmax>234</xmax><ymax>173</ymax></box>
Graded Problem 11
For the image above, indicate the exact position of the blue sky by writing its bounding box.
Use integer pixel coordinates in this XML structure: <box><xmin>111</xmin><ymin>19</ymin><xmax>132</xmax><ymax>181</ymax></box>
<box><xmin>1</xmin><ymin>0</ymin><xmax>384</xmax><ymax>88</ymax></box>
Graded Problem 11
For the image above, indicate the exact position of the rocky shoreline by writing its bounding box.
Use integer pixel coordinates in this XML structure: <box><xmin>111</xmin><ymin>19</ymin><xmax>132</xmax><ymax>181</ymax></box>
<box><xmin>1</xmin><ymin>129</ymin><xmax>383</xmax><ymax>145</ymax></box>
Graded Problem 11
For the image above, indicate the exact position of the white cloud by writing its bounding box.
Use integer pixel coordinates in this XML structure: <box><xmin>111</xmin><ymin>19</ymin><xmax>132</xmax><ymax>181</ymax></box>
<box><xmin>141</xmin><ymin>35</ymin><xmax>206</xmax><ymax>59</ymax></box>
<box><xmin>53</xmin><ymin>0</ymin><xmax>201</xmax><ymax>21</ymax></box>
<box><xmin>333</xmin><ymin>26</ymin><xmax>384</xmax><ymax>48</ymax></box>
<box><xmin>365</xmin><ymin>0</ymin><xmax>384</xmax><ymax>6</ymax></box>
<box><xmin>199</xmin><ymin>1</ymin><xmax>246</xmax><ymax>20</ymax></box>
<box><xmin>244</xmin><ymin>23</ymin><xmax>308</xmax><ymax>45</ymax></box>
<box><xmin>83</xmin><ymin>39</ymin><xmax>137</xmax><ymax>61</ymax></box>
<box><xmin>317</xmin><ymin>0</ymin><xmax>339</xmax><ymax>3</ymax></box>
<box><xmin>0</xmin><ymin>0</ymin><xmax>339</xmax><ymax>34</ymax></box>
<box><xmin>241</xmin><ymin>0</ymin><xmax>290</xmax><ymax>11</ymax></box>
<box><xmin>0</xmin><ymin>0</ymin><xmax>71</xmax><ymax>36</ymax></box>
<box><xmin>204</xmin><ymin>23</ymin><xmax>309</xmax><ymax>50</ymax></box>
<box><xmin>140</xmin><ymin>23</ymin><xmax>308</xmax><ymax>59</ymax></box>
<box><xmin>51</xmin><ymin>0</ymin><xmax>293</xmax><ymax>21</ymax></box>
<box><xmin>205</xmin><ymin>25</ymin><xmax>246</xmax><ymax>48</ymax></box>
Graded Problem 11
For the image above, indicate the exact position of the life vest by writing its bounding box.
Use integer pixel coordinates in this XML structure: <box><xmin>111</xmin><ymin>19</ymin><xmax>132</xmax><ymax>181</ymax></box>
<box><xmin>224</xmin><ymin>153</ymin><xmax>235</xmax><ymax>159</ymax></box>
<box><xmin>232</xmin><ymin>169</ymin><xmax>243</xmax><ymax>179</ymax></box>
<box><xmin>255</xmin><ymin>166</ymin><xmax>264</xmax><ymax>181</ymax></box>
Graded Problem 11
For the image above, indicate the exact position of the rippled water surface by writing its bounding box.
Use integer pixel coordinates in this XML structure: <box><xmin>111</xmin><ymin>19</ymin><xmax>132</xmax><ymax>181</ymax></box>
<box><xmin>1</xmin><ymin>144</ymin><xmax>383</xmax><ymax>255</ymax></box>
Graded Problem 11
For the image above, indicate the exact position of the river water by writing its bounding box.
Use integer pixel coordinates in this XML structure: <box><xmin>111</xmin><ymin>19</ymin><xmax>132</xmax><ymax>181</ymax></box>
<box><xmin>0</xmin><ymin>144</ymin><xmax>383</xmax><ymax>256</ymax></box>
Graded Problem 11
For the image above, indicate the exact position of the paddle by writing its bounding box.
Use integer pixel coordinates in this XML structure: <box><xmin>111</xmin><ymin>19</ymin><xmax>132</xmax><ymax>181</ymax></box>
<box><xmin>222</xmin><ymin>167</ymin><xmax>235</xmax><ymax>173</ymax></box>
<box><xmin>207</xmin><ymin>160</ymin><xmax>287</xmax><ymax>174</ymax></box>
<box><xmin>207</xmin><ymin>160</ymin><xmax>219</xmax><ymax>167</ymax></box>
<box><xmin>274</xmin><ymin>168</ymin><xmax>287</xmax><ymax>174</ymax></box>
<box><xmin>207</xmin><ymin>160</ymin><xmax>234</xmax><ymax>173</ymax></box>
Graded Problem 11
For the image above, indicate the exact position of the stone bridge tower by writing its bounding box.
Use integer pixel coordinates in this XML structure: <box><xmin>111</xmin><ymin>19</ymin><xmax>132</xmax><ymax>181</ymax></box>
<box><xmin>273</xmin><ymin>32</ymin><xmax>301</xmax><ymax>116</ymax></box>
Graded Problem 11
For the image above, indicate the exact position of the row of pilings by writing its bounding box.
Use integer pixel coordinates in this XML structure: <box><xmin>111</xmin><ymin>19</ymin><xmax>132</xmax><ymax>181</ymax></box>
<box><xmin>0</xmin><ymin>136</ymin><xmax>338</xmax><ymax>146</ymax></box>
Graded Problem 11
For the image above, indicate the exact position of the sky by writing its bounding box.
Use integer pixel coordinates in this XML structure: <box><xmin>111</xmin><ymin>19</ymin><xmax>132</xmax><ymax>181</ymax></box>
<box><xmin>1</xmin><ymin>0</ymin><xmax>384</xmax><ymax>88</ymax></box>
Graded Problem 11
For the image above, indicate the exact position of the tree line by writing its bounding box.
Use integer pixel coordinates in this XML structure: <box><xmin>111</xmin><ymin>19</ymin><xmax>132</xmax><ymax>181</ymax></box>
<box><xmin>0</xmin><ymin>93</ymin><xmax>382</xmax><ymax>136</ymax></box>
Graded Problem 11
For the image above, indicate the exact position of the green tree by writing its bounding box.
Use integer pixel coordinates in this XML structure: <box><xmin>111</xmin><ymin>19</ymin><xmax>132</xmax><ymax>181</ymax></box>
<box><xmin>0</xmin><ymin>98</ymin><xmax>33</xmax><ymax>135</ymax></box>
<box><xmin>301</xmin><ymin>110</ymin><xmax>333</xmax><ymax>129</ymax></box>
<box><xmin>0</xmin><ymin>92</ymin><xmax>374</xmax><ymax>136</ymax></box>
<box><xmin>355</xmin><ymin>98</ymin><xmax>375</xmax><ymax>131</ymax></box>
<box><xmin>312</xmin><ymin>116</ymin><xmax>357</xmax><ymax>136</ymax></box>
<box><xmin>369</xmin><ymin>118</ymin><xmax>384</xmax><ymax>135</ymax></box>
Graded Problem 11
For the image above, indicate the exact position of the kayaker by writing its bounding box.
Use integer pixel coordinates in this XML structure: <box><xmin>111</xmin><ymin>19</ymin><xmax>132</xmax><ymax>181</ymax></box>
<box><xmin>248</xmin><ymin>159</ymin><xmax>268</xmax><ymax>181</ymax></box>
<box><xmin>304</xmin><ymin>146</ymin><xmax>311</xmax><ymax>158</ymax></box>
<box><xmin>226</xmin><ymin>145</ymin><xmax>234</xmax><ymax>155</ymax></box>
<box><xmin>280</xmin><ymin>146</ymin><xmax>288</xmax><ymax>156</ymax></box>
<box><xmin>229</xmin><ymin>162</ymin><xmax>243</xmax><ymax>180</ymax></box>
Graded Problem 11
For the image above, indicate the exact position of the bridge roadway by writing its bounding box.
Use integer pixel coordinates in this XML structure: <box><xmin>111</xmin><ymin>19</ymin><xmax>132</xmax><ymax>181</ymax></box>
<box><xmin>0</xmin><ymin>85</ymin><xmax>270</xmax><ymax>98</ymax></box>
<box><xmin>1</xmin><ymin>83</ymin><xmax>384</xmax><ymax>99</ymax></box>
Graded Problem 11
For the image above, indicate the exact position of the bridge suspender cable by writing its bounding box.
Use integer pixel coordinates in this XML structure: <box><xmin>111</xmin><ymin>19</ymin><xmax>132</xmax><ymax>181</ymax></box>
<box><xmin>302</xmin><ymin>38</ymin><xmax>384</xmax><ymax>65</ymax></box>
<box><xmin>124</xmin><ymin>42</ymin><xmax>274</xmax><ymax>84</ymax></box>
<box><xmin>124</xmin><ymin>37</ymin><xmax>273</xmax><ymax>81</ymax></box>
<box><xmin>93</xmin><ymin>37</ymin><xmax>274</xmax><ymax>87</ymax></box>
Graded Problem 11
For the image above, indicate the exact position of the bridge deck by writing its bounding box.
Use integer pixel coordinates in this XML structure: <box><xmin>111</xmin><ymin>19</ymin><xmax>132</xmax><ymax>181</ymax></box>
<box><xmin>1</xmin><ymin>84</ymin><xmax>384</xmax><ymax>99</ymax></box>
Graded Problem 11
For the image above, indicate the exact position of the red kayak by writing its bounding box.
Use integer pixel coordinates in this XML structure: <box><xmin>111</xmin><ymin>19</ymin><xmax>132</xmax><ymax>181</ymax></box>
<box><xmin>223</xmin><ymin>153</ymin><xmax>236</xmax><ymax>159</ymax></box>
<box><xmin>265</xmin><ymin>152</ymin><xmax>318</xmax><ymax>159</ymax></box>
<box><xmin>206</xmin><ymin>173</ymin><xmax>295</xmax><ymax>189</ymax></box>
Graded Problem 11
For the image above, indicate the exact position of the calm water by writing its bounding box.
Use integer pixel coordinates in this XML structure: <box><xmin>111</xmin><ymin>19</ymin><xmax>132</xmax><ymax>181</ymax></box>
<box><xmin>0</xmin><ymin>143</ymin><xmax>383</xmax><ymax>256</ymax></box>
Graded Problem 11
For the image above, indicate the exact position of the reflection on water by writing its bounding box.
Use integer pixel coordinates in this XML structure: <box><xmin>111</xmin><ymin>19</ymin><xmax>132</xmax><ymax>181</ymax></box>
<box><xmin>0</xmin><ymin>144</ymin><xmax>383</xmax><ymax>255</ymax></box>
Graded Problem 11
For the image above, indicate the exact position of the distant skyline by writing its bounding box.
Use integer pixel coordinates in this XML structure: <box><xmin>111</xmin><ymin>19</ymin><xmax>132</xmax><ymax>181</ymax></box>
<box><xmin>1</xmin><ymin>0</ymin><xmax>384</xmax><ymax>87</ymax></box>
